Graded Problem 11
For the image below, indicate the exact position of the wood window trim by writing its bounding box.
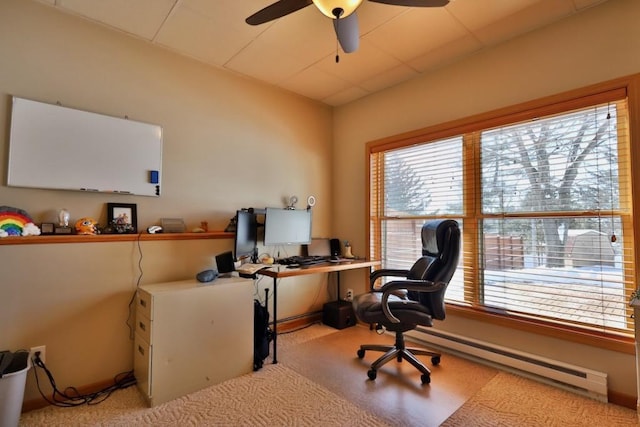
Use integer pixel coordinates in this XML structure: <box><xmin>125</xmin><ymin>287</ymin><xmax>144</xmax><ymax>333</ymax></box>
<box><xmin>447</xmin><ymin>304</ymin><xmax>635</xmax><ymax>355</ymax></box>
<box><xmin>366</xmin><ymin>73</ymin><xmax>640</xmax><ymax>351</ymax></box>
<box><xmin>367</xmin><ymin>79</ymin><xmax>630</xmax><ymax>155</ymax></box>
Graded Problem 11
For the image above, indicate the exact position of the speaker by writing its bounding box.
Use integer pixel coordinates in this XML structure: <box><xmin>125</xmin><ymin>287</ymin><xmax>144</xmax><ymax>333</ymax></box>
<box><xmin>215</xmin><ymin>251</ymin><xmax>235</xmax><ymax>274</ymax></box>
<box><xmin>322</xmin><ymin>300</ymin><xmax>356</xmax><ymax>330</ymax></box>
<box><xmin>329</xmin><ymin>238</ymin><xmax>341</xmax><ymax>257</ymax></box>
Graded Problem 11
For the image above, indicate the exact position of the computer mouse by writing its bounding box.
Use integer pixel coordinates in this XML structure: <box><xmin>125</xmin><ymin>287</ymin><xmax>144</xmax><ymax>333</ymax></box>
<box><xmin>196</xmin><ymin>269</ymin><xmax>218</xmax><ymax>283</ymax></box>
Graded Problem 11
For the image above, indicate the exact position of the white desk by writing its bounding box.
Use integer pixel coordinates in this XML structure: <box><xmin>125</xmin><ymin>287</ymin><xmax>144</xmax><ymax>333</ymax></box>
<box><xmin>257</xmin><ymin>259</ymin><xmax>380</xmax><ymax>363</ymax></box>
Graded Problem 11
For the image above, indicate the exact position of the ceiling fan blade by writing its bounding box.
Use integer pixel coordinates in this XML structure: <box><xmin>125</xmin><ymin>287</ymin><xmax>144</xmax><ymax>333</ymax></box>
<box><xmin>333</xmin><ymin>11</ymin><xmax>359</xmax><ymax>53</ymax></box>
<box><xmin>246</xmin><ymin>0</ymin><xmax>313</xmax><ymax>25</ymax></box>
<box><xmin>368</xmin><ymin>0</ymin><xmax>449</xmax><ymax>7</ymax></box>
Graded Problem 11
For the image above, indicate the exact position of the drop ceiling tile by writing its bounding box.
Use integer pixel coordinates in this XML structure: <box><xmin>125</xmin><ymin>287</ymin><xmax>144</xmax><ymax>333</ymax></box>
<box><xmin>572</xmin><ymin>0</ymin><xmax>609</xmax><ymax>10</ymax></box>
<box><xmin>446</xmin><ymin>0</ymin><xmax>540</xmax><ymax>32</ymax></box>
<box><xmin>32</xmin><ymin>0</ymin><xmax>616</xmax><ymax>106</ymax></box>
<box><xmin>155</xmin><ymin>3</ymin><xmax>262</xmax><ymax>66</ymax></box>
<box><xmin>322</xmin><ymin>85</ymin><xmax>370</xmax><ymax>106</ymax></box>
<box><xmin>355</xmin><ymin>2</ymin><xmax>411</xmax><ymax>35</ymax></box>
<box><xmin>315</xmin><ymin>39</ymin><xmax>404</xmax><ymax>85</ymax></box>
<box><xmin>364</xmin><ymin>7</ymin><xmax>467</xmax><ymax>62</ymax></box>
<box><xmin>359</xmin><ymin>64</ymin><xmax>420</xmax><ymax>93</ymax></box>
<box><xmin>472</xmin><ymin>0</ymin><xmax>575</xmax><ymax>46</ymax></box>
<box><xmin>408</xmin><ymin>33</ymin><xmax>483</xmax><ymax>72</ymax></box>
<box><xmin>57</xmin><ymin>0</ymin><xmax>175</xmax><ymax>40</ymax></box>
<box><xmin>182</xmin><ymin>0</ymin><xmax>268</xmax><ymax>20</ymax></box>
<box><xmin>224</xmin><ymin>36</ymin><xmax>309</xmax><ymax>85</ymax></box>
<box><xmin>279</xmin><ymin>66</ymin><xmax>353</xmax><ymax>100</ymax></box>
<box><xmin>251</xmin><ymin>7</ymin><xmax>338</xmax><ymax>64</ymax></box>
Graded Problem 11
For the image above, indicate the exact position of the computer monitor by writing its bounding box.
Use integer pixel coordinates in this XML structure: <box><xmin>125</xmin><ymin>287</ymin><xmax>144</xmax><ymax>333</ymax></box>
<box><xmin>234</xmin><ymin>210</ymin><xmax>258</xmax><ymax>263</ymax></box>
<box><xmin>264</xmin><ymin>207</ymin><xmax>312</xmax><ymax>246</ymax></box>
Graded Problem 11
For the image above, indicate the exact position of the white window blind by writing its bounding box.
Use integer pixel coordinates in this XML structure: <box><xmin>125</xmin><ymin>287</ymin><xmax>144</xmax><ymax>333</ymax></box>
<box><xmin>368</xmin><ymin>92</ymin><xmax>634</xmax><ymax>338</ymax></box>
<box><xmin>370</xmin><ymin>138</ymin><xmax>466</xmax><ymax>299</ymax></box>
<box><xmin>479</xmin><ymin>101</ymin><xmax>633</xmax><ymax>333</ymax></box>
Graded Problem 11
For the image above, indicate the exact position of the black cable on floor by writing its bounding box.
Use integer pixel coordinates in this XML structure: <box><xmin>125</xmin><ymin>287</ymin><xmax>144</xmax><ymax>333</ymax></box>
<box><xmin>278</xmin><ymin>321</ymin><xmax>323</xmax><ymax>335</ymax></box>
<box><xmin>31</xmin><ymin>354</ymin><xmax>136</xmax><ymax>407</ymax></box>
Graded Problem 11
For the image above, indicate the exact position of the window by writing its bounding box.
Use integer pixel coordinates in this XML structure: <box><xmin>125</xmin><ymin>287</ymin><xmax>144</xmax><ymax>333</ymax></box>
<box><xmin>368</xmin><ymin>87</ymin><xmax>635</xmax><ymax>341</ymax></box>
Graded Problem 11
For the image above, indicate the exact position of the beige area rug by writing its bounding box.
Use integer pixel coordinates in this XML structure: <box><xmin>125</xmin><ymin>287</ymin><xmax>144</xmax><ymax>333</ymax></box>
<box><xmin>441</xmin><ymin>371</ymin><xmax>639</xmax><ymax>427</ymax></box>
<box><xmin>20</xmin><ymin>363</ymin><xmax>391</xmax><ymax>426</ymax></box>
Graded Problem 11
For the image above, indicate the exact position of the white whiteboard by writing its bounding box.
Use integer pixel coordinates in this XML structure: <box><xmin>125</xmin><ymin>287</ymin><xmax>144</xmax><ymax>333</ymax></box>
<box><xmin>7</xmin><ymin>97</ymin><xmax>162</xmax><ymax>197</ymax></box>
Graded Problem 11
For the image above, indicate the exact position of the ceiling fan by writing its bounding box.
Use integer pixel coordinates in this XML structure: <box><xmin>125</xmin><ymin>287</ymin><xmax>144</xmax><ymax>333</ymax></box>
<box><xmin>246</xmin><ymin>0</ymin><xmax>450</xmax><ymax>56</ymax></box>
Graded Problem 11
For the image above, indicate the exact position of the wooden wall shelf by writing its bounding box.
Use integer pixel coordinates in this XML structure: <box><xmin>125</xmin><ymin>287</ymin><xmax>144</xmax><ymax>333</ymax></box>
<box><xmin>0</xmin><ymin>231</ymin><xmax>234</xmax><ymax>245</ymax></box>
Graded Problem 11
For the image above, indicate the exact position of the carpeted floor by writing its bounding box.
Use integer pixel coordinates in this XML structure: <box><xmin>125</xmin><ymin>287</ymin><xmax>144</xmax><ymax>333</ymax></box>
<box><xmin>19</xmin><ymin>323</ymin><xmax>640</xmax><ymax>426</ymax></box>
<box><xmin>441</xmin><ymin>371</ymin><xmax>638</xmax><ymax>427</ymax></box>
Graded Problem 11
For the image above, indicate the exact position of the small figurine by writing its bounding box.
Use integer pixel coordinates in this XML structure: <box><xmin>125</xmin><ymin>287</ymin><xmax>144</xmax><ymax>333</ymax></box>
<box><xmin>58</xmin><ymin>209</ymin><xmax>70</xmax><ymax>227</ymax></box>
<box><xmin>343</xmin><ymin>241</ymin><xmax>354</xmax><ymax>258</ymax></box>
<box><xmin>75</xmin><ymin>217</ymin><xmax>98</xmax><ymax>235</ymax></box>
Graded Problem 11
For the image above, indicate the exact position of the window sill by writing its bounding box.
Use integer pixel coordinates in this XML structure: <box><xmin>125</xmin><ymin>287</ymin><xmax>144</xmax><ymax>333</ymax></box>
<box><xmin>0</xmin><ymin>231</ymin><xmax>234</xmax><ymax>245</ymax></box>
<box><xmin>447</xmin><ymin>304</ymin><xmax>634</xmax><ymax>355</ymax></box>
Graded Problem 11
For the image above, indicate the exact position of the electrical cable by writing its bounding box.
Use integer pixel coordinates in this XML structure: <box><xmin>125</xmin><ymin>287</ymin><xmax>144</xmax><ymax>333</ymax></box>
<box><xmin>278</xmin><ymin>321</ymin><xmax>323</xmax><ymax>336</ymax></box>
<box><xmin>31</xmin><ymin>354</ymin><xmax>136</xmax><ymax>407</ymax></box>
<box><xmin>126</xmin><ymin>232</ymin><xmax>145</xmax><ymax>339</ymax></box>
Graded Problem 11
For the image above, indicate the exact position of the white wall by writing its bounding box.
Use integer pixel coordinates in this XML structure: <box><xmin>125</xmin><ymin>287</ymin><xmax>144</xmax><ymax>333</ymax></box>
<box><xmin>333</xmin><ymin>0</ymin><xmax>640</xmax><ymax>399</ymax></box>
<box><xmin>0</xmin><ymin>0</ymin><xmax>333</xmax><ymax>406</ymax></box>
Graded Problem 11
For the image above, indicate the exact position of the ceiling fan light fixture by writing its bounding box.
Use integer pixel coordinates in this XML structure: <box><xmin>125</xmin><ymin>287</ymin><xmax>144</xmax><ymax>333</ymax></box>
<box><xmin>312</xmin><ymin>0</ymin><xmax>364</xmax><ymax>19</ymax></box>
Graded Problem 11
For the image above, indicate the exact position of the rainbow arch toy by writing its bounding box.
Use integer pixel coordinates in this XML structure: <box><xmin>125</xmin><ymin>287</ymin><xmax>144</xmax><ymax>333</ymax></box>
<box><xmin>0</xmin><ymin>206</ymin><xmax>34</xmax><ymax>236</ymax></box>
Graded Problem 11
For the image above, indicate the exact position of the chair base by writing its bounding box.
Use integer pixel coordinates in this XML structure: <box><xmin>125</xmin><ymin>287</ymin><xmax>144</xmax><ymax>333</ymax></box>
<box><xmin>357</xmin><ymin>330</ymin><xmax>440</xmax><ymax>385</ymax></box>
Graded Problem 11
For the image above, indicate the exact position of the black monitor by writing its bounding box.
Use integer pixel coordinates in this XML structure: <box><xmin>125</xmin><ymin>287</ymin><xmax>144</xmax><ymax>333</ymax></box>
<box><xmin>234</xmin><ymin>210</ymin><xmax>258</xmax><ymax>263</ymax></box>
<box><xmin>263</xmin><ymin>208</ymin><xmax>312</xmax><ymax>246</ymax></box>
<box><xmin>215</xmin><ymin>250</ymin><xmax>235</xmax><ymax>276</ymax></box>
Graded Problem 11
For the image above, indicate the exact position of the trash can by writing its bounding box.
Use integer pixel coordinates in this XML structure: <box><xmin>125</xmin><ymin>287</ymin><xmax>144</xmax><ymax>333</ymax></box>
<box><xmin>0</xmin><ymin>350</ymin><xmax>30</xmax><ymax>427</ymax></box>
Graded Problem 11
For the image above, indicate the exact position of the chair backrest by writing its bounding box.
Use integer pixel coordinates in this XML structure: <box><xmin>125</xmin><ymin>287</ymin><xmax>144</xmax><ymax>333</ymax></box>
<box><xmin>407</xmin><ymin>219</ymin><xmax>460</xmax><ymax>320</ymax></box>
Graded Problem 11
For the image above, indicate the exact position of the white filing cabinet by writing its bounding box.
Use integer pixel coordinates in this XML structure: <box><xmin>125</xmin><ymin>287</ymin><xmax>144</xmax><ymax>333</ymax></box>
<box><xmin>134</xmin><ymin>277</ymin><xmax>253</xmax><ymax>406</ymax></box>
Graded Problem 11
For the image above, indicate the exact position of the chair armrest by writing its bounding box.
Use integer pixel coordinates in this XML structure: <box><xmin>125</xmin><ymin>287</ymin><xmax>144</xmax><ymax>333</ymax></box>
<box><xmin>369</xmin><ymin>269</ymin><xmax>410</xmax><ymax>290</ymax></box>
<box><xmin>380</xmin><ymin>280</ymin><xmax>445</xmax><ymax>324</ymax></box>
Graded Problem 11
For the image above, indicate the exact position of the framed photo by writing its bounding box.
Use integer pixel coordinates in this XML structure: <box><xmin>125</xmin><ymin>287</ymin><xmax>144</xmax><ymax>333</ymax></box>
<box><xmin>107</xmin><ymin>203</ymin><xmax>137</xmax><ymax>234</ymax></box>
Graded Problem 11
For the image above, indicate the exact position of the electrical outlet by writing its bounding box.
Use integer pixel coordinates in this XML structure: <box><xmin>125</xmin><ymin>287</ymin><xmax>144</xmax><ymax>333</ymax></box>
<box><xmin>30</xmin><ymin>345</ymin><xmax>46</xmax><ymax>363</ymax></box>
<box><xmin>346</xmin><ymin>288</ymin><xmax>353</xmax><ymax>302</ymax></box>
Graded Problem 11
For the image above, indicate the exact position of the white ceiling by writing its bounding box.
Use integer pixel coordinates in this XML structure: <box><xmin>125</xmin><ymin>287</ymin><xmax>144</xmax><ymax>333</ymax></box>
<box><xmin>36</xmin><ymin>0</ymin><xmax>609</xmax><ymax>106</ymax></box>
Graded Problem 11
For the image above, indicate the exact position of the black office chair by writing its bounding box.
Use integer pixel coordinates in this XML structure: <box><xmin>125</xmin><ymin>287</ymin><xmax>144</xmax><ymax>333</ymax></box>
<box><xmin>353</xmin><ymin>219</ymin><xmax>460</xmax><ymax>385</ymax></box>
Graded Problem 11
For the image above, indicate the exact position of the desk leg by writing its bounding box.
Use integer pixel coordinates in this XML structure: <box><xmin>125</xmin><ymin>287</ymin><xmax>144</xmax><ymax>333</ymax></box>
<box><xmin>272</xmin><ymin>276</ymin><xmax>278</xmax><ymax>364</ymax></box>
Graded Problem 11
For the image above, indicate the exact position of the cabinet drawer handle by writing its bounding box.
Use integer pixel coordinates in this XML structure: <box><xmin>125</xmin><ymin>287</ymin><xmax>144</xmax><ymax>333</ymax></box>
<box><xmin>139</xmin><ymin>299</ymin><xmax>147</xmax><ymax>308</ymax></box>
<box><xmin>138</xmin><ymin>345</ymin><xmax>145</xmax><ymax>356</ymax></box>
<box><xmin>138</xmin><ymin>321</ymin><xmax>146</xmax><ymax>331</ymax></box>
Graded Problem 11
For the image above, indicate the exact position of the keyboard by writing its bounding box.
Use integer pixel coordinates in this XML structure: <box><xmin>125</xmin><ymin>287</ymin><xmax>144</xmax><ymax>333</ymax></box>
<box><xmin>277</xmin><ymin>256</ymin><xmax>328</xmax><ymax>266</ymax></box>
<box><xmin>236</xmin><ymin>263</ymin><xmax>271</xmax><ymax>275</ymax></box>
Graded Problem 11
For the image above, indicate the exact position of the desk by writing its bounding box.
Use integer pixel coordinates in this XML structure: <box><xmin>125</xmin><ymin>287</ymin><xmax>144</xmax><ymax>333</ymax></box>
<box><xmin>257</xmin><ymin>259</ymin><xmax>380</xmax><ymax>363</ymax></box>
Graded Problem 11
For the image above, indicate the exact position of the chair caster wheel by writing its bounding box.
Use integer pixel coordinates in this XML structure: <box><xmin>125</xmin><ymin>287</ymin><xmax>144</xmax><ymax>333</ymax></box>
<box><xmin>431</xmin><ymin>356</ymin><xmax>441</xmax><ymax>365</ymax></box>
<box><xmin>367</xmin><ymin>369</ymin><xmax>377</xmax><ymax>381</ymax></box>
<box><xmin>357</xmin><ymin>349</ymin><xmax>365</xmax><ymax>359</ymax></box>
<box><xmin>421</xmin><ymin>373</ymin><xmax>431</xmax><ymax>384</ymax></box>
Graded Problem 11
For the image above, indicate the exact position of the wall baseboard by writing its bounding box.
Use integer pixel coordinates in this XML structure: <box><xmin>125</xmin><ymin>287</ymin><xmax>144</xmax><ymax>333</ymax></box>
<box><xmin>23</xmin><ymin>377</ymin><xmax>118</xmax><ymax>412</ymax></box>
<box><xmin>274</xmin><ymin>311</ymin><xmax>323</xmax><ymax>333</ymax></box>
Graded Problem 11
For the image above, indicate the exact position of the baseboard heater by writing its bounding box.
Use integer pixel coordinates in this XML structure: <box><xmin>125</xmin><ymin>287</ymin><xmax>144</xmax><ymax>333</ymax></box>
<box><xmin>406</xmin><ymin>327</ymin><xmax>608</xmax><ymax>402</ymax></box>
